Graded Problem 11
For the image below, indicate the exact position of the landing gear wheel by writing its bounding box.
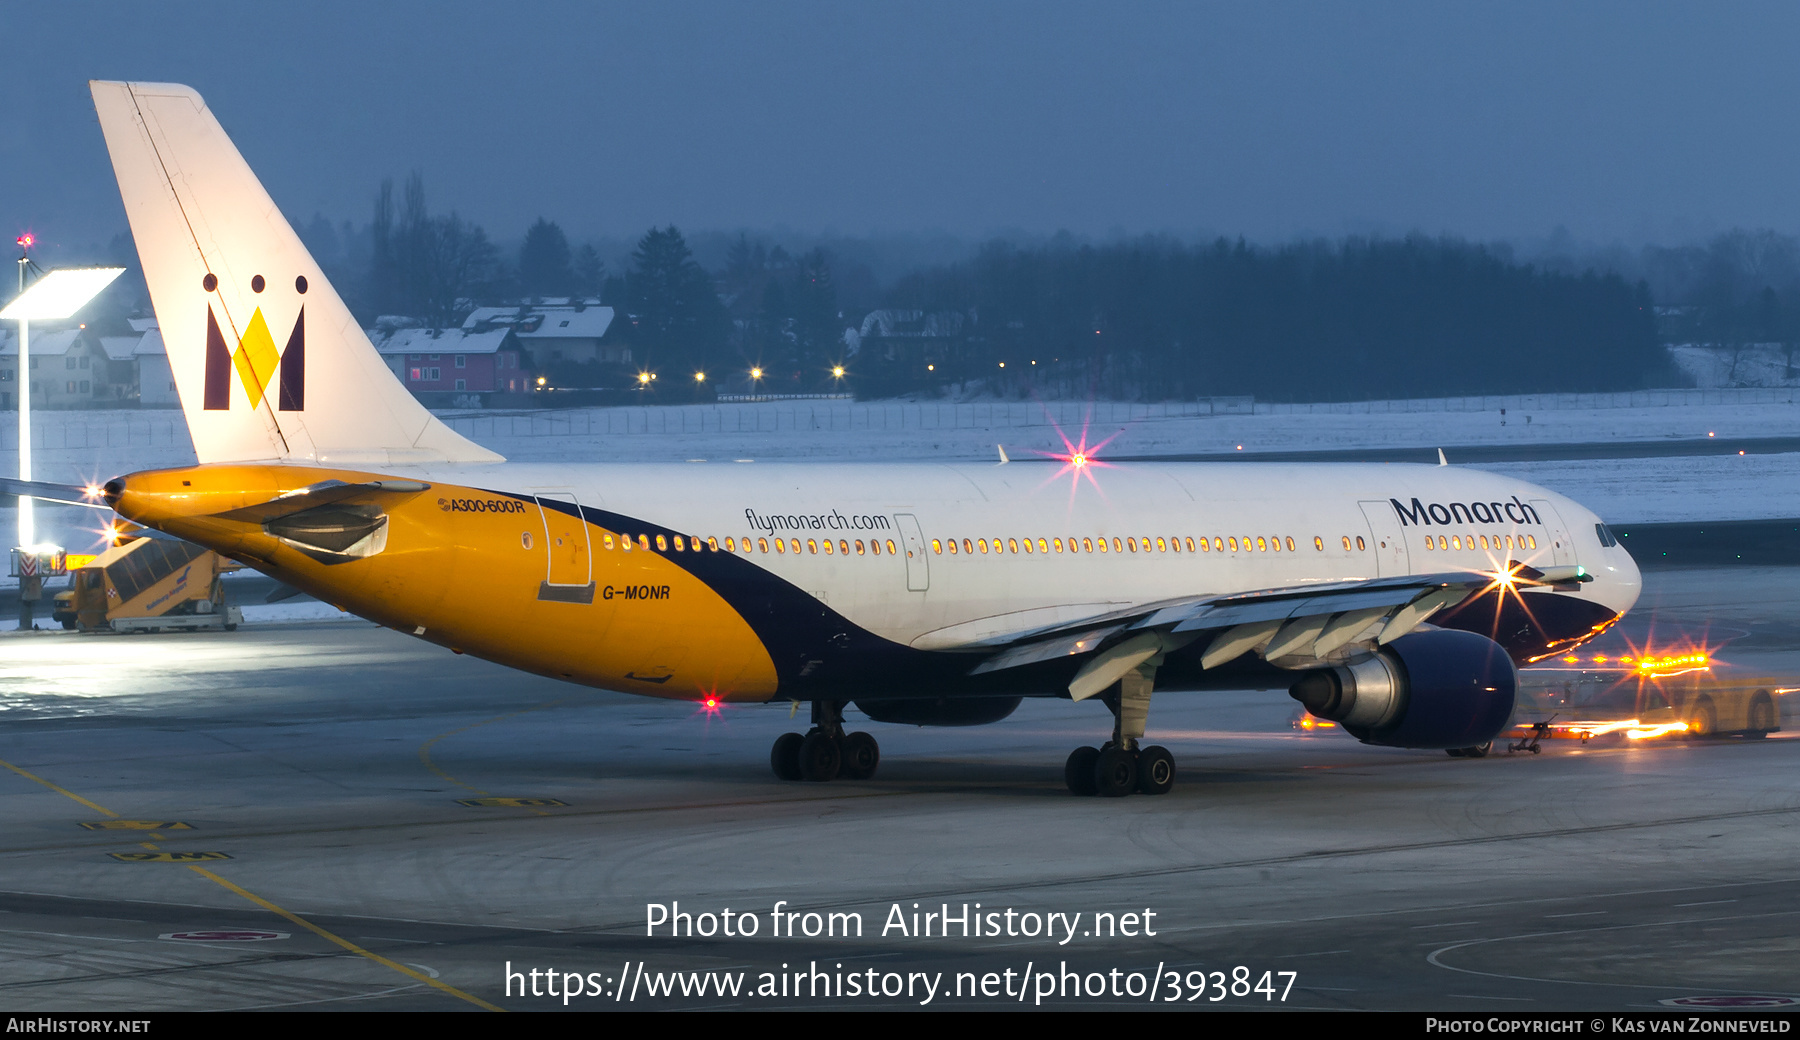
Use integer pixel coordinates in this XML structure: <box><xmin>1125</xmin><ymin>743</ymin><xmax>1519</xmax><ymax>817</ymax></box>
<box><xmin>1445</xmin><ymin>748</ymin><xmax>1467</xmax><ymax>758</ymax></box>
<box><xmin>1065</xmin><ymin>746</ymin><xmax>1100</xmax><ymax>796</ymax></box>
<box><xmin>1460</xmin><ymin>741</ymin><xmax>1493</xmax><ymax>759</ymax></box>
<box><xmin>1136</xmin><ymin>745</ymin><xmax>1175</xmax><ymax>795</ymax></box>
<box><xmin>840</xmin><ymin>732</ymin><xmax>880</xmax><ymax>780</ymax></box>
<box><xmin>1093</xmin><ymin>747</ymin><xmax>1138</xmax><ymax>797</ymax></box>
<box><xmin>798</xmin><ymin>730</ymin><xmax>842</xmax><ymax>782</ymax></box>
<box><xmin>771</xmin><ymin>732</ymin><xmax>804</xmax><ymax>781</ymax></box>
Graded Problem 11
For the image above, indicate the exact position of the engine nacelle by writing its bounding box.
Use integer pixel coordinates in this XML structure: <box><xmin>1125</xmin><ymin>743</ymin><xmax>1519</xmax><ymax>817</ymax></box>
<box><xmin>855</xmin><ymin>695</ymin><xmax>1023</xmax><ymax>727</ymax></box>
<box><xmin>1287</xmin><ymin>629</ymin><xmax>1517</xmax><ymax>749</ymax></box>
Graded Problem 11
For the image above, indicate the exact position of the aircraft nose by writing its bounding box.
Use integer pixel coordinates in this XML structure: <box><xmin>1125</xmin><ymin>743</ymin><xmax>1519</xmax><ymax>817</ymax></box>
<box><xmin>1597</xmin><ymin>538</ymin><xmax>1642</xmax><ymax>620</ymax></box>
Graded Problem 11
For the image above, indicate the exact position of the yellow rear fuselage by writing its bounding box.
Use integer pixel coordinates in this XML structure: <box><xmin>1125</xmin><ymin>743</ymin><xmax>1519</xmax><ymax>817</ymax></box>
<box><xmin>107</xmin><ymin>464</ymin><xmax>780</xmax><ymax>702</ymax></box>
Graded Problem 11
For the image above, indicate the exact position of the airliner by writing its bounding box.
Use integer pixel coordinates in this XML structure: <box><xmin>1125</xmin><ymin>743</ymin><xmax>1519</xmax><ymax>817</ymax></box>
<box><xmin>15</xmin><ymin>82</ymin><xmax>1642</xmax><ymax>797</ymax></box>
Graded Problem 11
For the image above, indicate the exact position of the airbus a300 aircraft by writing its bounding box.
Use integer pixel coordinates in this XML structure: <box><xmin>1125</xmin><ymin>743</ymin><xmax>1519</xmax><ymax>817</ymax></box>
<box><xmin>22</xmin><ymin>82</ymin><xmax>1641</xmax><ymax>797</ymax></box>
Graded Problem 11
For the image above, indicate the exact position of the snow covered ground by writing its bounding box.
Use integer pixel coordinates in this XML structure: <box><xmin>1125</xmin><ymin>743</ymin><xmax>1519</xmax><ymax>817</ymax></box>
<box><xmin>236</xmin><ymin>600</ymin><xmax>348</xmax><ymax>625</ymax></box>
<box><xmin>1670</xmin><ymin>343</ymin><xmax>1800</xmax><ymax>389</ymax></box>
<box><xmin>5</xmin><ymin>388</ymin><xmax>1800</xmax><ymax>558</ymax></box>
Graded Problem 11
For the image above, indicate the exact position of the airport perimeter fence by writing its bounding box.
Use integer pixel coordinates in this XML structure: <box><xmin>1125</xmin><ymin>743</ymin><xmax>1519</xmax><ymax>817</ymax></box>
<box><xmin>1253</xmin><ymin>387</ymin><xmax>1800</xmax><ymax>415</ymax></box>
<box><xmin>435</xmin><ymin>399</ymin><xmax>1224</xmax><ymax>440</ymax></box>
<box><xmin>3</xmin><ymin>387</ymin><xmax>1799</xmax><ymax>451</ymax></box>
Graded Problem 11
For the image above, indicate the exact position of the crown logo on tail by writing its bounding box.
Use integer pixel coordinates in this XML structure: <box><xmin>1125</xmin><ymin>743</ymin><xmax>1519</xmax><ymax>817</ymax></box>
<box><xmin>203</xmin><ymin>303</ymin><xmax>305</xmax><ymax>411</ymax></box>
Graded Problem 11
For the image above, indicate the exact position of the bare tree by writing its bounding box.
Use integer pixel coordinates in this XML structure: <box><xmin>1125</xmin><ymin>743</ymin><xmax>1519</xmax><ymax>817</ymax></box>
<box><xmin>368</xmin><ymin>173</ymin><xmax>498</xmax><ymax>326</ymax></box>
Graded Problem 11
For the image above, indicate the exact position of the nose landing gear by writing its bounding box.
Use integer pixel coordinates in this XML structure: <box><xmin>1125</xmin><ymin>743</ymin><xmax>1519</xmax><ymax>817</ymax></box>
<box><xmin>770</xmin><ymin>700</ymin><xmax>880</xmax><ymax>782</ymax></box>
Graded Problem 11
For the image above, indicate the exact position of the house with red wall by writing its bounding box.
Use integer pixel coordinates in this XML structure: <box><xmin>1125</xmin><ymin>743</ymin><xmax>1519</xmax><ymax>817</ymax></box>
<box><xmin>370</xmin><ymin>327</ymin><xmax>523</xmax><ymax>405</ymax></box>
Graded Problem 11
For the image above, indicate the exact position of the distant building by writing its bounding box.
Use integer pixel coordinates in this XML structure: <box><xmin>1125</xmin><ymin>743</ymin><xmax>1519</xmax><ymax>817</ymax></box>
<box><xmin>368</xmin><ymin>326</ymin><xmax>525</xmax><ymax>404</ymax></box>
<box><xmin>0</xmin><ymin>328</ymin><xmax>115</xmax><ymax>410</ymax></box>
<box><xmin>135</xmin><ymin>329</ymin><xmax>179</xmax><ymax>407</ymax></box>
<box><xmin>96</xmin><ymin>335</ymin><xmax>142</xmax><ymax>404</ymax></box>
<box><xmin>856</xmin><ymin>309</ymin><xmax>967</xmax><ymax>366</ymax></box>
<box><xmin>462</xmin><ymin>299</ymin><xmax>624</xmax><ymax>367</ymax></box>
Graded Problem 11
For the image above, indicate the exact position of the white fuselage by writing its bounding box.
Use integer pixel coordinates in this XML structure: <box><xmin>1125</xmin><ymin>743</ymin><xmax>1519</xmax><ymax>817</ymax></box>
<box><xmin>403</xmin><ymin>458</ymin><xmax>1642</xmax><ymax>652</ymax></box>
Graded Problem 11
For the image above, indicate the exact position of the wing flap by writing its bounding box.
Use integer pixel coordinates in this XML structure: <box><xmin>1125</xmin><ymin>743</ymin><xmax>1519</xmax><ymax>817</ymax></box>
<box><xmin>1167</xmin><ymin>585</ymin><xmax>1430</xmax><ymax>634</ymax></box>
<box><xmin>968</xmin><ymin>624</ymin><xmax>1128</xmax><ymax>675</ymax></box>
<box><xmin>966</xmin><ymin>570</ymin><xmax>1500</xmax><ymax>679</ymax></box>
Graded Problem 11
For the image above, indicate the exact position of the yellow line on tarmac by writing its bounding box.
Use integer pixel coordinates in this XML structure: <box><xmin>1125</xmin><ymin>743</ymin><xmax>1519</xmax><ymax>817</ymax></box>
<box><xmin>3</xmin><ymin>756</ymin><xmax>499</xmax><ymax>1011</ymax></box>
<box><xmin>0</xmin><ymin>757</ymin><xmax>121</xmax><ymax>818</ymax></box>
<box><xmin>189</xmin><ymin>866</ymin><xmax>503</xmax><ymax>1013</ymax></box>
<box><xmin>417</xmin><ymin>701</ymin><xmax>567</xmax><ymax>814</ymax></box>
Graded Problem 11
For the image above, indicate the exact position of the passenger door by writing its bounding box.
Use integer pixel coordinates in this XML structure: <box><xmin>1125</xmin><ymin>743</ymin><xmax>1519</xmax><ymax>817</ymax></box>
<box><xmin>535</xmin><ymin>492</ymin><xmax>593</xmax><ymax>600</ymax></box>
<box><xmin>1531</xmin><ymin>498</ymin><xmax>1574</xmax><ymax>567</ymax></box>
<box><xmin>1358</xmin><ymin>500</ymin><xmax>1412</xmax><ymax>577</ymax></box>
<box><xmin>894</xmin><ymin>513</ymin><xmax>929</xmax><ymax>592</ymax></box>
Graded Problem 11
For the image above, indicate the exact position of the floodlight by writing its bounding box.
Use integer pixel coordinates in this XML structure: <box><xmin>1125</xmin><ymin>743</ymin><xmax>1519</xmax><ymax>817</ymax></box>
<box><xmin>0</xmin><ymin>267</ymin><xmax>125</xmax><ymax>320</ymax></box>
<box><xmin>8</xmin><ymin>266</ymin><xmax>126</xmax><ymax>567</ymax></box>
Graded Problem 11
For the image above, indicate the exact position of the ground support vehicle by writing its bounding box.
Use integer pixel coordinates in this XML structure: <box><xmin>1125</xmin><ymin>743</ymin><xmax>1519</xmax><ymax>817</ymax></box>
<box><xmin>52</xmin><ymin>535</ymin><xmax>243</xmax><ymax>634</ymax></box>
<box><xmin>1512</xmin><ymin>667</ymin><xmax>1786</xmax><ymax>743</ymax></box>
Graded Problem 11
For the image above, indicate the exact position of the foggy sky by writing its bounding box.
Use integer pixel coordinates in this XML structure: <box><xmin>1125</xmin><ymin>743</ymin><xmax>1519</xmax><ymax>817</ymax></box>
<box><xmin>5</xmin><ymin>2</ymin><xmax>1800</xmax><ymax>259</ymax></box>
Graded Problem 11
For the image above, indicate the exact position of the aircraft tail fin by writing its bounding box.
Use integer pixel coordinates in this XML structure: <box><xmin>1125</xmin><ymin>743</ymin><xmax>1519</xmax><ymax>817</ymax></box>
<box><xmin>89</xmin><ymin>80</ymin><xmax>501</xmax><ymax>467</ymax></box>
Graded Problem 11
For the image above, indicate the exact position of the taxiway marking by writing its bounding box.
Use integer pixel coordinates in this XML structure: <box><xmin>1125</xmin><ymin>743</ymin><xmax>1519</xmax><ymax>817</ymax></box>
<box><xmin>80</xmin><ymin>821</ymin><xmax>191</xmax><ymax>831</ymax></box>
<box><xmin>1425</xmin><ymin>907</ymin><xmax>1800</xmax><ymax>992</ymax></box>
<box><xmin>187</xmin><ymin>867</ymin><xmax>503</xmax><ymax>1013</ymax></box>
<box><xmin>0</xmin><ymin>757</ymin><xmax>121</xmax><ymax>818</ymax></box>
<box><xmin>417</xmin><ymin>701</ymin><xmax>569</xmax><ymax>816</ymax></box>
<box><xmin>0</xmin><ymin>752</ymin><xmax>501</xmax><ymax>1012</ymax></box>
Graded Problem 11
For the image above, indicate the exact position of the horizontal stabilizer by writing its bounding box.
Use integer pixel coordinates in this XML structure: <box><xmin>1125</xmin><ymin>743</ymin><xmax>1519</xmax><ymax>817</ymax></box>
<box><xmin>211</xmin><ymin>480</ymin><xmax>431</xmax><ymax>524</ymax></box>
<box><xmin>0</xmin><ymin>477</ymin><xmax>110</xmax><ymax>508</ymax></box>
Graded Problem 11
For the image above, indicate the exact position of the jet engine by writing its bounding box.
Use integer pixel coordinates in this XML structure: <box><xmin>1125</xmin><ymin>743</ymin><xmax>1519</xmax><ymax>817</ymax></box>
<box><xmin>855</xmin><ymin>695</ymin><xmax>1023</xmax><ymax>727</ymax></box>
<box><xmin>1286</xmin><ymin>630</ymin><xmax>1516</xmax><ymax>749</ymax></box>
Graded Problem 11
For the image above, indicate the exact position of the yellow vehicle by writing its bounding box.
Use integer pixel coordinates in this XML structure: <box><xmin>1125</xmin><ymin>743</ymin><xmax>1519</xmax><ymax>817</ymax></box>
<box><xmin>1517</xmin><ymin>665</ymin><xmax>1785</xmax><ymax>741</ymax></box>
<box><xmin>52</xmin><ymin>535</ymin><xmax>243</xmax><ymax>633</ymax></box>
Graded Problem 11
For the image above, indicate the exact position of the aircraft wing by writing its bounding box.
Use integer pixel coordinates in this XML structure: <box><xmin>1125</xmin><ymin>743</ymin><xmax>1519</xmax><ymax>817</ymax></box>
<box><xmin>967</xmin><ymin>564</ymin><xmax>1590</xmax><ymax>700</ymax></box>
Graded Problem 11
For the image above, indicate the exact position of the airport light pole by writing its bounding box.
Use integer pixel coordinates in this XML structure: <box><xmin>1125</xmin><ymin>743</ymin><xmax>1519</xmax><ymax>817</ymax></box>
<box><xmin>2</xmin><ymin>260</ymin><xmax>125</xmax><ymax>628</ymax></box>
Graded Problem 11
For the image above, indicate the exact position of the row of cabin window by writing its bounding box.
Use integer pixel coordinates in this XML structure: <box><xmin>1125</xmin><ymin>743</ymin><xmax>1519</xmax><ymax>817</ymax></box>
<box><xmin>602</xmin><ymin>532</ymin><xmax>903</xmax><ymax>557</ymax></box>
<box><xmin>588</xmin><ymin>530</ymin><xmax>1540</xmax><ymax>561</ymax></box>
<box><xmin>594</xmin><ymin>532</ymin><xmax>1364</xmax><ymax>559</ymax></box>
<box><xmin>932</xmin><ymin>534</ymin><xmax>1311</xmax><ymax>555</ymax></box>
<box><xmin>1422</xmin><ymin>533</ymin><xmax>1537</xmax><ymax>551</ymax></box>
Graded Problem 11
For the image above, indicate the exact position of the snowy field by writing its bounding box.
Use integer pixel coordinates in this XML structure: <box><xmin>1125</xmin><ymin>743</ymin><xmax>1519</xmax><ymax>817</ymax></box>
<box><xmin>5</xmin><ymin>387</ymin><xmax>1800</xmax><ymax>558</ymax></box>
<box><xmin>1670</xmin><ymin>343</ymin><xmax>1800</xmax><ymax>389</ymax></box>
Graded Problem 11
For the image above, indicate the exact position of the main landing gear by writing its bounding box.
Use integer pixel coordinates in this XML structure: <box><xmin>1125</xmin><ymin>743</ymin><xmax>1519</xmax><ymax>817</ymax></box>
<box><xmin>771</xmin><ymin>700</ymin><xmax>880</xmax><ymax>782</ymax></box>
<box><xmin>1065</xmin><ymin>666</ymin><xmax>1176</xmax><ymax>797</ymax></box>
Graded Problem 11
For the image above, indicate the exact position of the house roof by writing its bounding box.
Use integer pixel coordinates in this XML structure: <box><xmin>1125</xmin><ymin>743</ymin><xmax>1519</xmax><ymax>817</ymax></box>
<box><xmin>463</xmin><ymin>304</ymin><xmax>613</xmax><ymax>340</ymax></box>
<box><xmin>369</xmin><ymin>327</ymin><xmax>515</xmax><ymax>356</ymax></box>
<box><xmin>99</xmin><ymin>336</ymin><xmax>141</xmax><ymax>361</ymax></box>
<box><xmin>134</xmin><ymin>329</ymin><xmax>166</xmax><ymax>357</ymax></box>
<box><xmin>0</xmin><ymin>328</ymin><xmax>84</xmax><ymax>357</ymax></box>
<box><xmin>859</xmin><ymin>309</ymin><xmax>965</xmax><ymax>339</ymax></box>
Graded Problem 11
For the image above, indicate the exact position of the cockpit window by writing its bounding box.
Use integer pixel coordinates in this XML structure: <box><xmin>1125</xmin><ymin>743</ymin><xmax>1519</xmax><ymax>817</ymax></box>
<box><xmin>1595</xmin><ymin>523</ymin><xmax>1618</xmax><ymax>548</ymax></box>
